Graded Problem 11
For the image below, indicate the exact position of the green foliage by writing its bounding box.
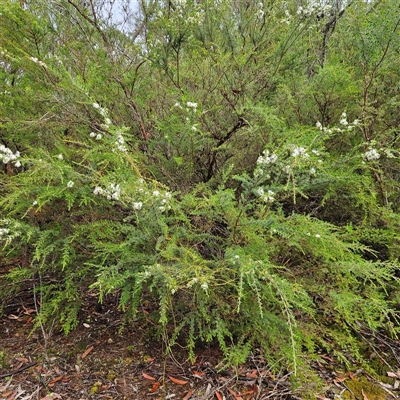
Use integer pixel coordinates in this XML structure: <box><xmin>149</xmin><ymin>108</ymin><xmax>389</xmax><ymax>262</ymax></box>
<box><xmin>1</xmin><ymin>0</ymin><xmax>400</xmax><ymax>387</ymax></box>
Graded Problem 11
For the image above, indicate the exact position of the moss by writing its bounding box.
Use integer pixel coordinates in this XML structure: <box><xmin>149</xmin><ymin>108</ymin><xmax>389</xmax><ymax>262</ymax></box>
<box><xmin>343</xmin><ymin>377</ymin><xmax>388</xmax><ymax>400</ymax></box>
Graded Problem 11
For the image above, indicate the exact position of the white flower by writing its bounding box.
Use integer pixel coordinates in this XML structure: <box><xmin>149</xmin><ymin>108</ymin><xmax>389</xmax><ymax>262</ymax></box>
<box><xmin>353</xmin><ymin>119</ymin><xmax>360</xmax><ymax>126</ymax></box>
<box><xmin>364</xmin><ymin>148</ymin><xmax>380</xmax><ymax>161</ymax></box>
<box><xmin>67</xmin><ymin>181</ymin><xmax>74</xmax><ymax>188</ymax></box>
<box><xmin>316</xmin><ymin>121</ymin><xmax>323</xmax><ymax>130</ymax></box>
<box><xmin>153</xmin><ymin>190</ymin><xmax>160</xmax><ymax>197</ymax></box>
<box><xmin>186</xmin><ymin>101</ymin><xmax>198</xmax><ymax>109</ymax></box>
<box><xmin>93</xmin><ymin>103</ymin><xmax>100</xmax><ymax>109</ymax></box>
<box><xmin>310</xmin><ymin>167</ymin><xmax>316</xmax><ymax>175</ymax></box>
<box><xmin>171</xmin><ymin>289</ymin><xmax>176</xmax><ymax>294</ymax></box>
<box><xmin>291</xmin><ymin>146</ymin><xmax>308</xmax><ymax>158</ymax></box>
<box><xmin>257</xmin><ymin>150</ymin><xmax>278</xmax><ymax>165</ymax></box>
<box><xmin>15</xmin><ymin>160</ymin><xmax>21</xmax><ymax>168</ymax></box>
<box><xmin>256</xmin><ymin>187</ymin><xmax>264</xmax><ymax>196</ymax></box>
<box><xmin>234</xmin><ymin>255</ymin><xmax>240</xmax><ymax>259</ymax></box>
<box><xmin>95</xmin><ymin>134</ymin><xmax>102</xmax><ymax>140</ymax></box>
<box><xmin>89</xmin><ymin>132</ymin><xmax>96</xmax><ymax>138</ymax></box>
<box><xmin>315</xmin><ymin>234</ymin><xmax>321</xmax><ymax>238</ymax></box>
<box><xmin>117</xmin><ymin>135</ymin><xmax>124</xmax><ymax>144</ymax></box>
<box><xmin>57</xmin><ymin>154</ymin><xmax>63</xmax><ymax>160</ymax></box>
<box><xmin>104</xmin><ymin>118</ymin><xmax>112</xmax><ymax>125</ymax></box>
<box><xmin>93</xmin><ymin>186</ymin><xmax>103</xmax><ymax>195</ymax></box>
<box><xmin>201</xmin><ymin>282</ymin><xmax>208</xmax><ymax>291</ymax></box>
<box><xmin>165</xmin><ymin>192</ymin><xmax>172</xmax><ymax>198</ymax></box>
<box><xmin>133</xmin><ymin>201</ymin><xmax>143</xmax><ymax>210</ymax></box>
<box><xmin>159</xmin><ymin>206</ymin><xmax>166</xmax><ymax>212</ymax></box>
<box><xmin>174</xmin><ymin>102</ymin><xmax>183</xmax><ymax>109</ymax></box>
<box><xmin>32</xmin><ymin>200</ymin><xmax>38</xmax><ymax>206</ymax></box>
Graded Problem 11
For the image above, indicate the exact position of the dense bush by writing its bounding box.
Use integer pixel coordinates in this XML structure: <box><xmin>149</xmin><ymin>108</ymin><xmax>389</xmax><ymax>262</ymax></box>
<box><xmin>1</xmin><ymin>0</ymin><xmax>400</xmax><ymax>381</ymax></box>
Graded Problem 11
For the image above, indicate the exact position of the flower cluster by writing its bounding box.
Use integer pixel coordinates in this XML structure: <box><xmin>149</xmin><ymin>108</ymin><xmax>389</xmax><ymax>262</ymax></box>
<box><xmin>186</xmin><ymin>101</ymin><xmax>198</xmax><ymax>110</ymax></box>
<box><xmin>0</xmin><ymin>219</ymin><xmax>21</xmax><ymax>246</ymax></box>
<box><xmin>0</xmin><ymin>145</ymin><xmax>21</xmax><ymax>167</ymax></box>
<box><xmin>93</xmin><ymin>183</ymin><xmax>121</xmax><ymax>200</ymax></box>
<box><xmin>297</xmin><ymin>0</ymin><xmax>332</xmax><ymax>17</ymax></box>
<box><xmin>256</xmin><ymin>187</ymin><xmax>275</xmax><ymax>203</ymax></box>
<box><xmin>291</xmin><ymin>145</ymin><xmax>309</xmax><ymax>158</ymax></box>
<box><xmin>316</xmin><ymin>112</ymin><xmax>360</xmax><ymax>134</ymax></box>
<box><xmin>152</xmin><ymin>189</ymin><xmax>172</xmax><ymax>212</ymax></box>
<box><xmin>364</xmin><ymin>148</ymin><xmax>380</xmax><ymax>161</ymax></box>
<box><xmin>30</xmin><ymin>56</ymin><xmax>46</xmax><ymax>67</ymax></box>
<box><xmin>115</xmin><ymin>133</ymin><xmax>127</xmax><ymax>152</ymax></box>
<box><xmin>257</xmin><ymin>150</ymin><xmax>278</xmax><ymax>165</ymax></box>
<box><xmin>89</xmin><ymin>132</ymin><xmax>102</xmax><ymax>140</ymax></box>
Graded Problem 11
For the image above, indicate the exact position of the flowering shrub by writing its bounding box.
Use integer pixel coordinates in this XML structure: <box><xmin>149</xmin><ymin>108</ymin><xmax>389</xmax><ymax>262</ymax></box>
<box><xmin>1</xmin><ymin>0</ymin><xmax>400</xmax><ymax>387</ymax></box>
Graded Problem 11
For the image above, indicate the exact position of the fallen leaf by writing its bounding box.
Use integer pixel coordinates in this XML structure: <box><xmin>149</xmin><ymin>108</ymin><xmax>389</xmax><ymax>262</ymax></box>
<box><xmin>150</xmin><ymin>382</ymin><xmax>160</xmax><ymax>393</ymax></box>
<box><xmin>145</xmin><ymin>357</ymin><xmax>155</xmax><ymax>363</ymax></box>
<box><xmin>39</xmin><ymin>394</ymin><xmax>62</xmax><ymax>400</ymax></box>
<box><xmin>15</xmin><ymin>357</ymin><xmax>29</xmax><ymax>363</ymax></box>
<box><xmin>169</xmin><ymin>376</ymin><xmax>188</xmax><ymax>385</ymax></box>
<box><xmin>387</xmin><ymin>371</ymin><xmax>399</xmax><ymax>378</ymax></box>
<box><xmin>215</xmin><ymin>393</ymin><xmax>222</xmax><ymax>400</ymax></box>
<box><xmin>81</xmin><ymin>345</ymin><xmax>94</xmax><ymax>359</ymax></box>
<box><xmin>246</xmin><ymin>370</ymin><xmax>258</xmax><ymax>379</ymax></box>
<box><xmin>48</xmin><ymin>376</ymin><xmax>63</xmax><ymax>387</ymax></box>
<box><xmin>142</xmin><ymin>373</ymin><xmax>156</xmax><ymax>381</ymax></box>
<box><xmin>193</xmin><ymin>370</ymin><xmax>205</xmax><ymax>377</ymax></box>
<box><xmin>333</xmin><ymin>376</ymin><xmax>347</xmax><ymax>383</ymax></box>
<box><xmin>361</xmin><ymin>389</ymin><xmax>369</xmax><ymax>400</ymax></box>
<box><xmin>227</xmin><ymin>387</ymin><xmax>244</xmax><ymax>400</ymax></box>
<box><xmin>182</xmin><ymin>390</ymin><xmax>193</xmax><ymax>400</ymax></box>
<box><xmin>320</xmin><ymin>354</ymin><xmax>333</xmax><ymax>362</ymax></box>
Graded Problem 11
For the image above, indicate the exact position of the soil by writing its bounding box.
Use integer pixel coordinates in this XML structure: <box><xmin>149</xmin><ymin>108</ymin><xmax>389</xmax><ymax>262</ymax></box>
<box><xmin>1</xmin><ymin>289</ymin><xmax>399</xmax><ymax>400</ymax></box>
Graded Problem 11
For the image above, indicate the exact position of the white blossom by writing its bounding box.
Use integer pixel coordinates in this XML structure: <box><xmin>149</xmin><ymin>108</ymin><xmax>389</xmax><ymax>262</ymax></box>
<box><xmin>57</xmin><ymin>154</ymin><xmax>63</xmax><ymax>160</ymax></box>
<box><xmin>256</xmin><ymin>187</ymin><xmax>264</xmax><ymax>197</ymax></box>
<box><xmin>364</xmin><ymin>148</ymin><xmax>380</xmax><ymax>161</ymax></box>
<box><xmin>133</xmin><ymin>201</ymin><xmax>143</xmax><ymax>210</ymax></box>
<box><xmin>89</xmin><ymin>132</ymin><xmax>96</xmax><ymax>138</ymax></box>
<box><xmin>67</xmin><ymin>181</ymin><xmax>74</xmax><ymax>188</ymax></box>
<box><xmin>291</xmin><ymin>145</ymin><xmax>308</xmax><ymax>158</ymax></box>
<box><xmin>257</xmin><ymin>150</ymin><xmax>278</xmax><ymax>165</ymax></box>
<box><xmin>186</xmin><ymin>101</ymin><xmax>198</xmax><ymax>109</ymax></box>
<box><xmin>93</xmin><ymin>186</ymin><xmax>104</xmax><ymax>195</ymax></box>
<box><xmin>95</xmin><ymin>134</ymin><xmax>102</xmax><ymax>140</ymax></box>
<box><xmin>93</xmin><ymin>103</ymin><xmax>100</xmax><ymax>109</ymax></box>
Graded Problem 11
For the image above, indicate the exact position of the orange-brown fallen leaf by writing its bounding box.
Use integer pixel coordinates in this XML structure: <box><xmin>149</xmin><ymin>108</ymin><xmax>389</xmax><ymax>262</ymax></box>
<box><xmin>150</xmin><ymin>382</ymin><xmax>160</xmax><ymax>393</ymax></box>
<box><xmin>81</xmin><ymin>345</ymin><xmax>94</xmax><ymax>359</ymax></box>
<box><xmin>227</xmin><ymin>387</ymin><xmax>244</xmax><ymax>400</ymax></box>
<box><xmin>361</xmin><ymin>389</ymin><xmax>369</xmax><ymax>400</ymax></box>
<box><xmin>142</xmin><ymin>372</ymin><xmax>156</xmax><ymax>381</ymax></box>
<box><xmin>169</xmin><ymin>376</ymin><xmax>188</xmax><ymax>385</ymax></box>
<box><xmin>246</xmin><ymin>369</ymin><xmax>258</xmax><ymax>379</ymax></box>
<box><xmin>193</xmin><ymin>370</ymin><xmax>205</xmax><ymax>377</ymax></box>
<box><xmin>182</xmin><ymin>390</ymin><xmax>194</xmax><ymax>400</ymax></box>
<box><xmin>333</xmin><ymin>376</ymin><xmax>347</xmax><ymax>383</ymax></box>
<box><xmin>215</xmin><ymin>392</ymin><xmax>223</xmax><ymax>400</ymax></box>
<box><xmin>48</xmin><ymin>376</ymin><xmax>63</xmax><ymax>387</ymax></box>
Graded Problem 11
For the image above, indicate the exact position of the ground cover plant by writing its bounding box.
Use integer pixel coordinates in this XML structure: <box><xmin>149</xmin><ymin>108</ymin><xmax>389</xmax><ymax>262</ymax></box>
<box><xmin>1</xmin><ymin>0</ymin><xmax>400</xmax><ymax>396</ymax></box>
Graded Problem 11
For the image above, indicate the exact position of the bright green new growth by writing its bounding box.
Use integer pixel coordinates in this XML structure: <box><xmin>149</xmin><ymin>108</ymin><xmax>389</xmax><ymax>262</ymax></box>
<box><xmin>1</xmin><ymin>0</ymin><xmax>400</xmax><ymax>384</ymax></box>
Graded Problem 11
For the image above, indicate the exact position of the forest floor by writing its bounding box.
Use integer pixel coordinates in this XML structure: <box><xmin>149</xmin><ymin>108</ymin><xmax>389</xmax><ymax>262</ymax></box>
<box><xmin>1</xmin><ymin>289</ymin><xmax>399</xmax><ymax>400</ymax></box>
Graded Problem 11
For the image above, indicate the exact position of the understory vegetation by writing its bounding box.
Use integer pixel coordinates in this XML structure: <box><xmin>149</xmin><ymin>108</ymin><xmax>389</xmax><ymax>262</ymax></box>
<box><xmin>1</xmin><ymin>0</ymin><xmax>400</xmax><ymax>388</ymax></box>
